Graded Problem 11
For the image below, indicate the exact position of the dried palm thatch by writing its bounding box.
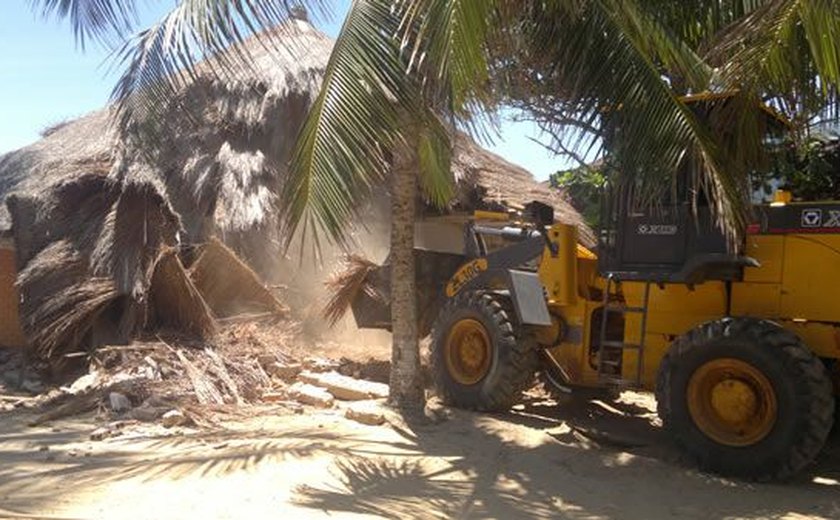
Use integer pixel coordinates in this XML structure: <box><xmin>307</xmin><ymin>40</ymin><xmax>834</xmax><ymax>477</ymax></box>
<box><xmin>123</xmin><ymin>17</ymin><xmax>594</xmax><ymax>256</ymax></box>
<box><xmin>323</xmin><ymin>255</ymin><xmax>381</xmax><ymax>326</ymax></box>
<box><xmin>149</xmin><ymin>249</ymin><xmax>217</xmax><ymax>338</ymax></box>
<box><xmin>16</xmin><ymin>240</ymin><xmax>121</xmax><ymax>365</ymax></box>
<box><xmin>113</xmin><ymin>19</ymin><xmax>334</xmax><ymax>278</ymax></box>
<box><xmin>0</xmin><ymin>123</ymin><xmax>286</xmax><ymax>368</ymax></box>
<box><xmin>0</xmin><ymin>23</ymin><xmax>593</xmax><ymax>277</ymax></box>
<box><xmin>2</xmin><ymin>18</ymin><xmax>591</xmax><ymax>269</ymax></box>
<box><xmin>2</xmin><ymin>165</ymin><xmax>219</xmax><ymax>368</ymax></box>
<box><xmin>6</xmin><ymin>171</ymin><xmax>164</xmax><ymax>365</ymax></box>
<box><xmin>188</xmin><ymin>238</ymin><xmax>288</xmax><ymax>318</ymax></box>
<box><xmin>323</xmin><ymin>250</ymin><xmax>466</xmax><ymax>336</ymax></box>
<box><xmin>0</xmin><ymin>109</ymin><xmax>117</xmax><ymax>231</ymax></box>
<box><xmin>450</xmin><ymin>134</ymin><xmax>597</xmax><ymax>247</ymax></box>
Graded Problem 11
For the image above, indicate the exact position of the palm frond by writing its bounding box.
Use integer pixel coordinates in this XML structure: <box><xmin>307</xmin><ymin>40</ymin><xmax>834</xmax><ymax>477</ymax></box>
<box><xmin>640</xmin><ymin>0</ymin><xmax>763</xmax><ymax>53</ymax></box>
<box><xmin>282</xmin><ymin>0</ymin><xmax>408</xmax><ymax>251</ymax></box>
<box><xmin>323</xmin><ymin>254</ymin><xmax>380</xmax><ymax>326</ymax></box>
<box><xmin>399</xmin><ymin>0</ymin><xmax>500</xmax><ymax>119</ymax></box>
<box><xmin>512</xmin><ymin>0</ymin><xmax>755</xmax><ymax>241</ymax></box>
<box><xmin>108</xmin><ymin>0</ymin><xmax>332</xmax><ymax>136</ymax></box>
<box><xmin>710</xmin><ymin>0</ymin><xmax>840</xmax><ymax>120</ymax></box>
<box><xmin>417</xmin><ymin>111</ymin><xmax>455</xmax><ymax>208</ymax></box>
<box><xmin>29</xmin><ymin>0</ymin><xmax>141</xmax><ymax>48</ymax></box>
<box><xmin>283</xmin><ymin>0</ymin><xmax>456</xmax><ymax>251</ymax></box>
<box><xmin>608</xmin><ymin>0</ymin><xmax>712</xmax><ymax>92</ymax></box>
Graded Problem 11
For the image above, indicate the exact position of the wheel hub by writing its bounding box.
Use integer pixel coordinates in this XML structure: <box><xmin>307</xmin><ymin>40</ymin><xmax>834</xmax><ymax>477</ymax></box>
<box><xmin>687</xmin><ymin>358</ymin><xmax>777</xmax><ymax>447</ymax></box>
<box><xmin>445</xmin><ymin>319</ymin><xmax>492</xmax><ymax>385</ymax></box>
<box><xmin>710</xmin><ymin>379</ymin><xmax>758</xmax><ymax>425</ymax></box>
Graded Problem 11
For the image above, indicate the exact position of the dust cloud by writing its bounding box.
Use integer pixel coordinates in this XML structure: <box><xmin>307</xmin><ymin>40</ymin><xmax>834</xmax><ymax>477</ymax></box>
<box><xmin>270</xmin><ymin>202</ymin><xmax>393</xmax><ymax>360</ymax></box>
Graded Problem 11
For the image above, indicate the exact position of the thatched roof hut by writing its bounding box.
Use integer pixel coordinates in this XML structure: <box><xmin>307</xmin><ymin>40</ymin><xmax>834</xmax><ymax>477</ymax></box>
<box><xmin>0</xmin><ymin>130</ymin><xmax>208</xmax><ymax>370</ymax></box>
<box><xmin>0</xmin><ymin>16</ymin><xmax>590</xmax><ymax>367</ymax></box>
<box><xmin>1</xmin><ymin>16</ymin><xmax>590</xmax><ymax>251</ymax></box>
<box><xmin>115</xmin><ymin>17</ymin><xmax>593</xmax><ymax>265</ymax></box>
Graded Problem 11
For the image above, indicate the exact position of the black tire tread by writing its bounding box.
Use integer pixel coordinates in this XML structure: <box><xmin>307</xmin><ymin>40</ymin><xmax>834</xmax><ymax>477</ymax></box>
<box><xmin>655</xmin><ymin>317</ymin><xmax>835</xmax><ymax>480</ymax></box>
<box><xmin>430</xmin><ymin>291</ymin><xmax>538</xmax><ymax>411</ymax></box>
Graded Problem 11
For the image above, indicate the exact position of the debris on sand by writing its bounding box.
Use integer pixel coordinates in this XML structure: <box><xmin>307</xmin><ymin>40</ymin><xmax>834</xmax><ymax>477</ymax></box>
<box><xmin>264</xmin><ymin>362</ymin><xmax>302</xmax><ymax>381</ymax></box>
<box><xmin>1</xmin><ymin>312</ymin><xmax>398</xmax><ymax>433</ymax></box>
<box><xmin>345</xmin><ymin>401</ymin><xmax>387</xmax><ymax>426</ymax></box>
<box><xmin>287</xmin><ymin>383</ymin><xmax>335</xmax><ymax>408</ymax></box>
<box><xmin>108</xmin><ymin>392</ymin><xmax>131</xmax><ymax>413</ymax></box>
<box><xmin>161</xmin><ymin>409</ymin><xmax>189</xmax><ymax>428</ymax></box>
<box><xmin>298</xmin><ymin>371</ymin><xmax>389</xmax><ymax>401</ymax></box>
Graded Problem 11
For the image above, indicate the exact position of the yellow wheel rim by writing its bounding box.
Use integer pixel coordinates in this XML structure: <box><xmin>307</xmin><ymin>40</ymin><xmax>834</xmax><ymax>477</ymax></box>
<box><xmin>687</xmin><ymin>358</ymin><xmax>778</xmax><ymax>447</ymax></box>
<box><xmin>445</xmin><ymin>319</ymin><xmax>492</xmax><ymax>385</ymax></box>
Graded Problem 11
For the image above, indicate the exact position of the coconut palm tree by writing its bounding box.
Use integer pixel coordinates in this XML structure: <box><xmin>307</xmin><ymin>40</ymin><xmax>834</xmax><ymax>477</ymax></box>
<box><xmin>29</xmin><ymin>0</ymin><xmax>840</xmax><ymax>408</ymax></box>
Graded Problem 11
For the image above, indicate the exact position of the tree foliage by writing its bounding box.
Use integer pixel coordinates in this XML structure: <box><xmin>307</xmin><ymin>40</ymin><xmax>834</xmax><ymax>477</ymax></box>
<box><xmin>28</xmin><ymin>0</ymin><xmax>840</xmax><ymax>244</ymax></box>
<box><xmin>549</xmin><ymin>166</ymin><xmax>606</xmax><ymax>230</ymax></box>
<box><xmin>759</xmin><ymin>135</ymin><xmax>840</xmax><ymax>200</ymax></box>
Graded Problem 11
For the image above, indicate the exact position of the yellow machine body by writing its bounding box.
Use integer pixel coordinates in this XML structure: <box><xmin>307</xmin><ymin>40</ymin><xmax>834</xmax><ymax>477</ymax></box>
<box><xmin>409</xmin><ymin>201</ymin><xmax>838</xmax><ymax>479</ymax></box>
<box><xmin>538</xmin><ymin>223</ymin><xmax>840</xmax><ymax>391</ymax></box>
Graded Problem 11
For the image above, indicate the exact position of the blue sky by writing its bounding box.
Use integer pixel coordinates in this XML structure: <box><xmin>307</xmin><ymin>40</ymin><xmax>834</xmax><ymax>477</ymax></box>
<box><xmin>0</xmin><ymin>1</ymin><xmax>572</xmax><ymax>180</ymax></box>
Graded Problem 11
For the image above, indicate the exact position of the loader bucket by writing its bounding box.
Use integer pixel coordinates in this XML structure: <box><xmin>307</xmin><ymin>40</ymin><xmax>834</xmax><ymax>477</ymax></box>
<box><xmin>350</xmin><ymin>248</ymin><xmax>466</xmax><ymax>337</ymax></box>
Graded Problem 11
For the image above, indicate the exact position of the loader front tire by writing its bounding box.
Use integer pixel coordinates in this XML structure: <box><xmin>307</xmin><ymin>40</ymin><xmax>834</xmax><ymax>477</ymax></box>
<box><xmin>656</xmin><ymin>318</ymin><xmax>835</xmax><ymax>480</ymax></box>
<box><xmin>431</xmin><ymin>292</ymin><xmax>538</xmax><ymax>411</ymax></box>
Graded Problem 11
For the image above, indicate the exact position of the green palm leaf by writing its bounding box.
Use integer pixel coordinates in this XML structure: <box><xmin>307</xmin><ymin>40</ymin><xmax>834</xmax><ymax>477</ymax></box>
<box><xmin>509</xmin><ymin>0</ymin><xmax>755</xmax><ymax>240</ymax></box>
<box><xmin>710</xmin><ymin>0</ymin><xmax>840</xmax><ymax>120</ymax></box>
<box><xmin>283</xmin><ymin>0</ymin><xmax>456</xmax><ymax>251</ymax></box>
<box><xmin>29</xmin><ymin>0</ymin><xmax>140</xmax><ymax>48</ymax></box>
<box><xmin>400</xmin><ymin>0</ymin><xmax>499</xmax><ymax>119</ymax></box>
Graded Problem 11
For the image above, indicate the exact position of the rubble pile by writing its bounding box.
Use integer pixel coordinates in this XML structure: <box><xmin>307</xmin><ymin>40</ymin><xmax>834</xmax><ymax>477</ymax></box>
<box><xmin>0</xmin><ymin>317</ymin><xmax>393</xmax><ymax>434</ymax></box>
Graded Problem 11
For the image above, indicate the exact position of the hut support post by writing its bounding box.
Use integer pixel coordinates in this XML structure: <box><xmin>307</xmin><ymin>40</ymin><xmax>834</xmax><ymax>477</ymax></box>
<box><xmin>388</xmin><ymin>142</ymin><xmax>424</xmax><ymax>409</ymax></box>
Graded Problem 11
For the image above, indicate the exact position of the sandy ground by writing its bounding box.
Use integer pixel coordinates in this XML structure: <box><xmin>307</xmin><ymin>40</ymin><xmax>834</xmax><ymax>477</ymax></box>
<box><xmin>1</xmin><ymin>389</ymin><xmax>838</xmax><ymax>520</ymax></box>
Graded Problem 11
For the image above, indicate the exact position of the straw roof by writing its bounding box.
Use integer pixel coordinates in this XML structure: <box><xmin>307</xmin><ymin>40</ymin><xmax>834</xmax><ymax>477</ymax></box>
<box><xmin>6</xmin><ymin>171</ymin><xmax>187</xmax><ymax>368</ymax></box>
<box><xmin>450</xmin><ymin>135</ymin><xmax>596</xmax><ymax>245</ymax></box>
<box><xmin>0</xmin><ymin>17</ymin><xmax>590</xmax><ymax>245</ymax></box>
<box><xmin>116</xmin><ymin>18</ymin><xmax>334</xmax><ymax>246</ymax></box>
<box><xmin>0</xmin><ymin>109</ymin><xmax>118</xmax><ymax>231</ymax></box>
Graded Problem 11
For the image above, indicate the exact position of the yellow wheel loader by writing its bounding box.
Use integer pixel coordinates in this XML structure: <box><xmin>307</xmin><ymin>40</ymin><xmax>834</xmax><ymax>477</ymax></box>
<box><xmin>351</xmin><ymin>195</ymin><xmax>839</xmax><ymax>480</ymax></box>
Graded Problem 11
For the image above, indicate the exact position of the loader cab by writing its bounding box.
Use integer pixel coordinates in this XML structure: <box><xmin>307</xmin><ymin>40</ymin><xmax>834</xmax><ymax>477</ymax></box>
<box><xmin>597</xmin><ymin>181</ymin><xmax>754</xmax><ymax>284</ymax></box>
<box><xmin>596</xmin><ymin>92</ymin><xmax>788</xmax><ymax>284</ymax></box>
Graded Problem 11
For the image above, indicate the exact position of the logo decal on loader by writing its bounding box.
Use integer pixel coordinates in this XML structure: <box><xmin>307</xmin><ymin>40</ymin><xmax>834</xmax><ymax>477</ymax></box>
<box><xmin>637</xmin><ymin>224</ymin><xmax>678</xmax><ymax>236</ymax></box>
<box><xmin>802</xmin><ymin>209</ymin><xmax>823</xmax><ymax>228</ymax></box>
<box><xmin>446</xmin><ymin>259</ymin><xmax>489</xmax><ymax>297</ymax></box>
<box><xmin>825</xmin><ymin>210</ymin><xmax>840</xmax><ymax>228</ymax></box>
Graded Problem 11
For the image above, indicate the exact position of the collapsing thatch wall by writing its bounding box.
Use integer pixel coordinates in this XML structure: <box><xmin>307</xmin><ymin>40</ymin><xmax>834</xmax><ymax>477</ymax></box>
<box><xmin>4</xmin><ymin>172</ymin><xmax>213</xmax><ymax>368</ymax></box>
<box><xmin>189</xmin><ymin>238</ymin><xmax>287</xmax><ymax>318</ymax></box>
<box><xmin>149</xmin><ymin>249</ymin><xmax>217</xmax><ymax>338</ymax></box>
<box><xmin>0</xmin><ymin>235</ymin><xmax>26</xmax><ymax>348</ymax></box>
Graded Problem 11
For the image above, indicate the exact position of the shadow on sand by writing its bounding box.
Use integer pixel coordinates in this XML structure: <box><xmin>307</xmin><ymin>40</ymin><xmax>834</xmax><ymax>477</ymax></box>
<box><xmin>293</xmin><ymin>392</ymin><xmax>840</xmax><ymax>519</ymax></box>
<box><xmin>0</xmin><ymin>392</ymin><xmax>838</xmax><ymax>519</ymax></box>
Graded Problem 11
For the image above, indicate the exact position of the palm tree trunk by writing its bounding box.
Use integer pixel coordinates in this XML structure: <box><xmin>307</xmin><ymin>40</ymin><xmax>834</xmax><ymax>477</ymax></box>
<box><xmin>388</xmin><ymin>142</ymin><xmax>425</xmax><ymax>409</ymax></box>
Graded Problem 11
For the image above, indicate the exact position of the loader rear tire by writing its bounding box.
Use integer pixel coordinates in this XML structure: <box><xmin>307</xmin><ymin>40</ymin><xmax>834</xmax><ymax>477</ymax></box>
<box><xmin>656</xmin><ymin>318</ymin><xmax>835</xmax><ymax>480</ymax></box>
<box><xmin>431</xmin><ymin>292</ymin><xmax>538</xmax><ymax>411</ymax></box>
